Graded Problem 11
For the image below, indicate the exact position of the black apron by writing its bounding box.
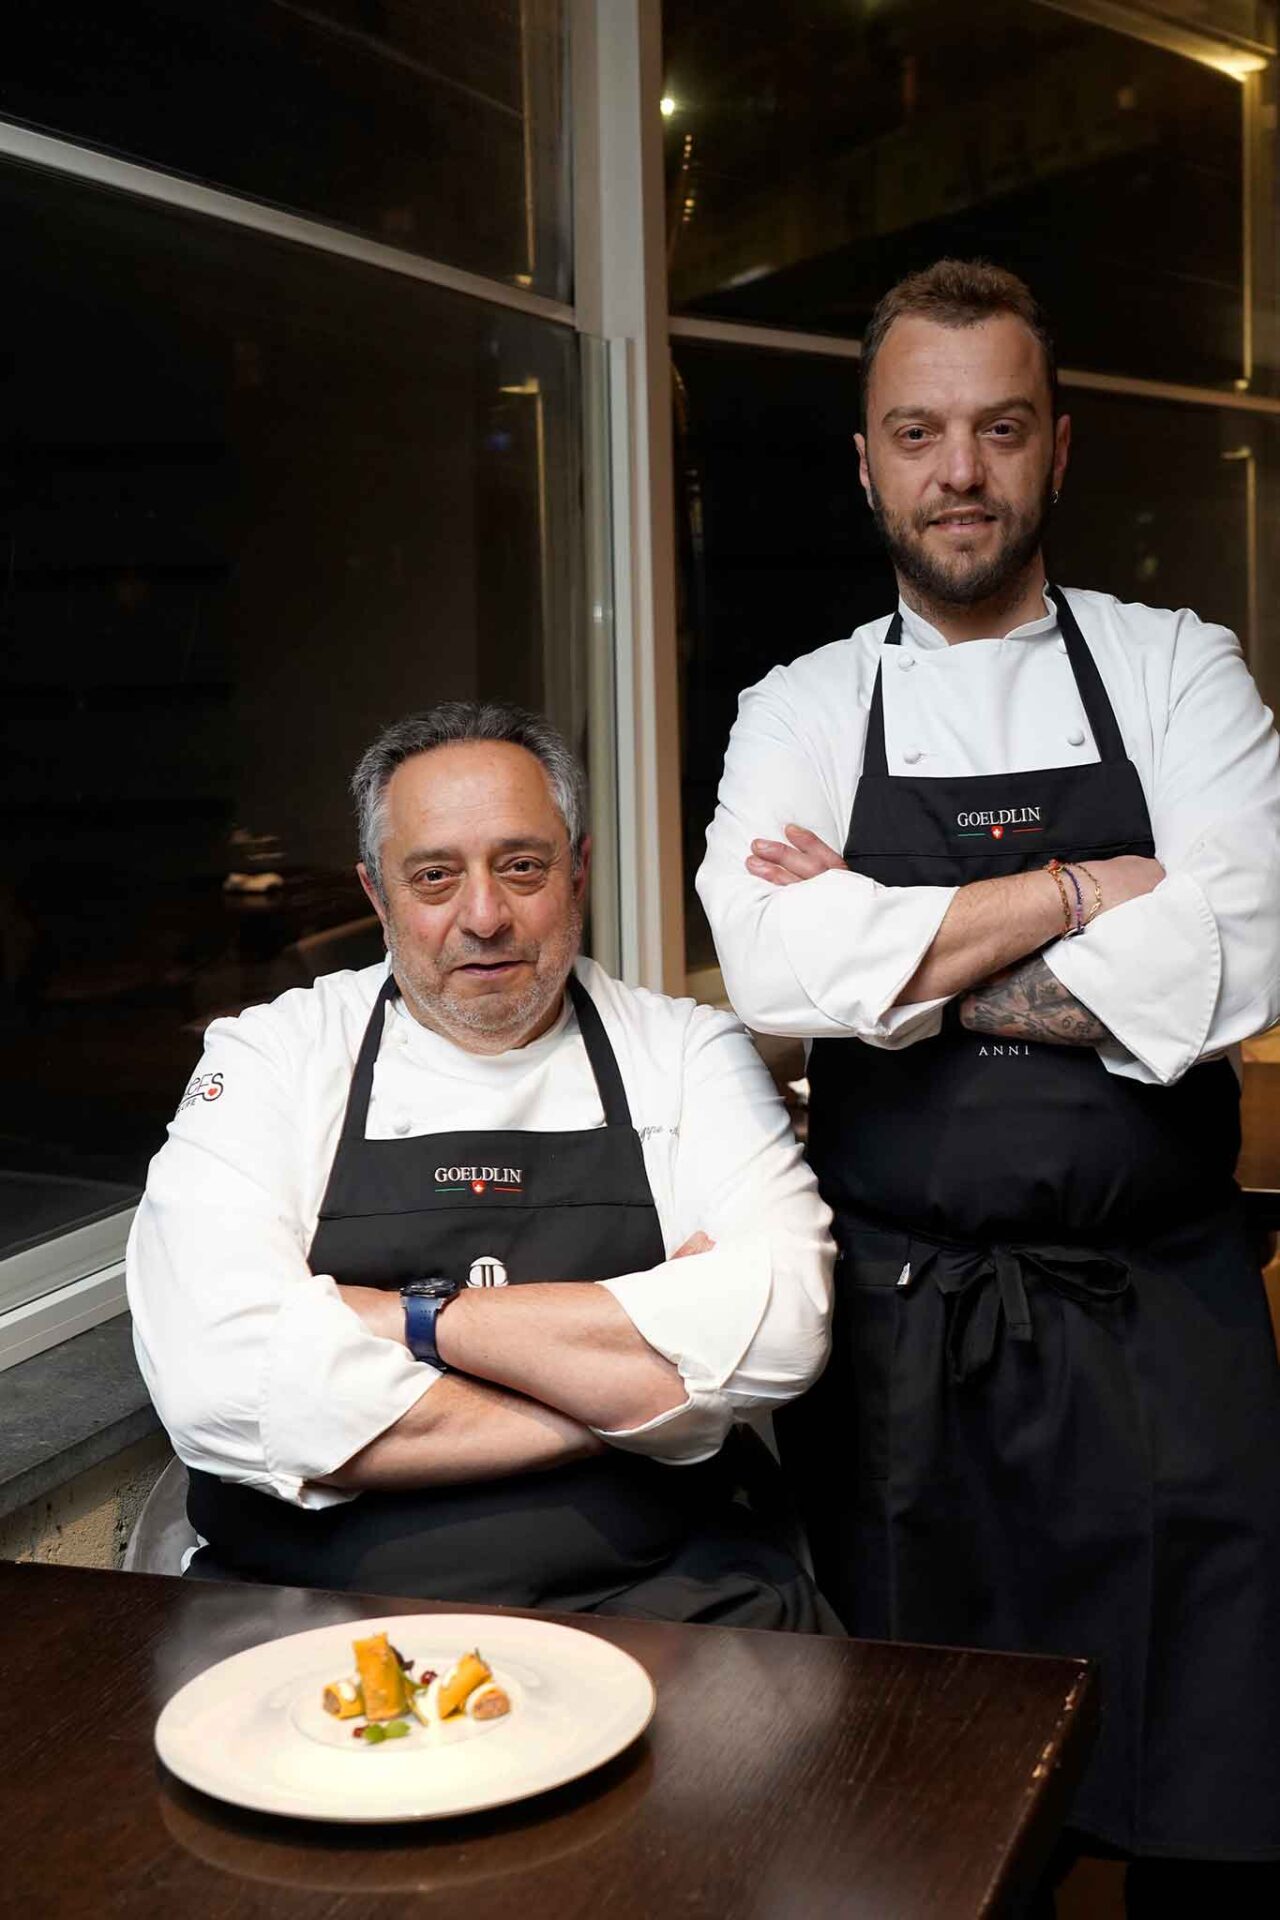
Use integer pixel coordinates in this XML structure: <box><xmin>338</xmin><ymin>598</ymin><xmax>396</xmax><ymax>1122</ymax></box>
<box><xmin>189</xmin><ymin>971</ymin><xmax>825</xmax><ymax>1631</ymax></box>
<box><xmin>782</xmin><ymin>588</ymin><xmax>1280</xmax><ymax>1856</ymax></box>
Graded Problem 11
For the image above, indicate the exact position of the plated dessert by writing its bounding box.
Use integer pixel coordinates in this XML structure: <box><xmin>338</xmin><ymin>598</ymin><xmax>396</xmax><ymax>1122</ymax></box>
<box><xmin>155</xmin><ymin>1608</ymin><xmax>656</xmax><ymax>1820</ymax></box>
<box><xmin>321</xmin><ymin>1631</ymin><xmax>512</xmax><ymax>1746</ymax></box>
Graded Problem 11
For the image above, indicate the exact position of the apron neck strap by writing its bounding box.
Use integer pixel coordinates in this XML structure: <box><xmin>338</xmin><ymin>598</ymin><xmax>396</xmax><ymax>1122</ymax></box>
<box><xmin>866</xmin><ymin>595</ymin><xmax>1125</xmax><ymax>773</ymax></box>
<box><xmin>335</xmin><ymin>972</ymin><xmax>399</xmax><ymax>1154</ymax></box>
<box><xmin>861</xmin><ymin>609</ymin><xmax>903</xmax><ymax>779</ymax></box>
<box><xmin>337</xmin><ymin>969</ymin><xmax>636</xmax><ymax>1146</ymax></box>
<box><xmin>1046</xmin><ymin>586</ymin><xmax>1126</xmax><ymax>764</ymax></box>
<box><xmin>567</xmin><ymin>971</ymin><xmax>634</xmax><ymax>1129</ymax></box>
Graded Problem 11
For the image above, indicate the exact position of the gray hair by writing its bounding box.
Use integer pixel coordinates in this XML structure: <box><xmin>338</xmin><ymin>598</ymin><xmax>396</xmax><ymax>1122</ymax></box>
<box><xmin>351</xmin><ymin>702</ymin><xmax>588</xmax><ymax>897</ymax></box>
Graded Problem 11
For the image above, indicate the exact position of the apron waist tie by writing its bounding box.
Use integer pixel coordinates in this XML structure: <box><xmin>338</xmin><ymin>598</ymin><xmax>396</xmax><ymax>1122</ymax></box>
<box><xmin>910</xmin><ymin>1242</ymin><xmax>1132</xmax><ymax>1384</ymax></box>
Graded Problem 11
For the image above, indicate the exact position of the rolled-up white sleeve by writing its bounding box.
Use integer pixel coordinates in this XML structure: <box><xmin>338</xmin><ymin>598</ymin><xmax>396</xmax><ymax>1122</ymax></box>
<box><xmin>596</xmin><ymin>1004</ymin><xmax>835</xmax><ymax>1464</ymax></box>
<box><xmin>1046</xmin><ymin>612</ymin><xmax>1280</xmax><ymax>1084</ymax></box>
<box><xmin>126</xmin><ymin>1010</ymin><xmax>434</xmax><ymax>1508</ymax></box>
<box><xmin>696</xmin><ymin>667</ymin><xmax>954</xmax><ymax>1042</ymax></box>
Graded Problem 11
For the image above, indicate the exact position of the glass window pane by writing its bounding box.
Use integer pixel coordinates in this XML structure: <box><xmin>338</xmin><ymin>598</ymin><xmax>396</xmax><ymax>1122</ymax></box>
<box><xmin>663</xmin><ymin>0</ymin><xmax>1255</xmax><ymax>391</ymax></box>
<box><xmin>673</xmin><ymin>341</ymin><xmax>1278</xmax><ymax>973</ymax></box>
<box><xmin>673</xmin><ymin>341</ymin><xmax>888</xmax><ymax>973</ymax></box>
<box><xmin>1052</xmin><ymin>388</ymin><xmax>1273</xmax><ymax>659</ymax></box>
<box><xmin>0</xmin><ymin>156</ymin><xmax>583</xmax><ymax>1268</ymax></box>
<box><xmin>1</xmin><ymin>1</ymin><xmax>570</xmax><ymax>300</ymax></box>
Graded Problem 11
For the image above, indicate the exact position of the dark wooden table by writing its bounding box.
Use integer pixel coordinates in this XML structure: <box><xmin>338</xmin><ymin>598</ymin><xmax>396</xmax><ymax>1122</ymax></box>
<box><xmin>1241</xmin><ymin>1054</ymin><xmax>1280</xmax><ymax>1233</ymax></box>
<box><xmin>3</xmin><ymin>1561</ymin><xmax>1095</xmax><ymax>1919</ymax></box>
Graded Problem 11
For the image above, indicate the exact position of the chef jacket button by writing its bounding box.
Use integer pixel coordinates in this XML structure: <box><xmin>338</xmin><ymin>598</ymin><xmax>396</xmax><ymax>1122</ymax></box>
<box><xmin>903</xmin><ymin>746</ymin><xmax>923</xmax><ymax>765</ymax></box>
<box><xmin>897</xmin><ymin>652</ymin><xmax>916</xmax><ymax>671</ymax></box>
<box><xmin>1067</xmin><ymin>727</ymin><xmax>1086</xmax><ymax>747</ymax></box>
<box><xmin>392</xmin><ymin>1114</ymin><xmax>412</xmax><ymax>1135</ymax></box>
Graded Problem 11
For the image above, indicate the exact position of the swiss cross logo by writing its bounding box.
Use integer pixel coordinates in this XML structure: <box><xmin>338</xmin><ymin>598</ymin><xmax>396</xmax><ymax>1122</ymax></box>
<box><xmin>471</xmin><ymin>1178</ymin><xmax>486</xmax><ymax>1194</ymax></box>
<box><xmin>991</xmin><ymin>824</ymin><xmax>1005</xmax><ymax>840</ymax></box>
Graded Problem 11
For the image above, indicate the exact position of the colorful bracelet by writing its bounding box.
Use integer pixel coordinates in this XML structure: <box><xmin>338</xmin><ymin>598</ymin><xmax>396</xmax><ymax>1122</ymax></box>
<box><xmin>1061</xmin><ymin>862</ymin><xmax>1086</xmax><ymax>935</ymax></box>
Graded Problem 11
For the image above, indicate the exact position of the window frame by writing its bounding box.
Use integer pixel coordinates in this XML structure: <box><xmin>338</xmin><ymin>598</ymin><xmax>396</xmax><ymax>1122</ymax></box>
<box><xmin>0</xmin><ymin>1214</ymin><xmax>131</xmax><ymax>1376</ymax></box>
<box><xmin>0</xmin><ymin>1</ymin><xmax>683</xmax><ymax>1368</ymax></box>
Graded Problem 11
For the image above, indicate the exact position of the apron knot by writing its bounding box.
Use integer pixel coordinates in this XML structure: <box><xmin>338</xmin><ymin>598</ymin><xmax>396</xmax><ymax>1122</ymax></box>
<box><xmin>913</xmin><ymin>1241</ymin><xmax>1131</xmax><ymax>1384</ymax></box>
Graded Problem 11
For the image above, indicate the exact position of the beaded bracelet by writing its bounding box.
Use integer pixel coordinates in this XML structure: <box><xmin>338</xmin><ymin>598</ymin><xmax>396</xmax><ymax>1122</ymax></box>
<box><xmin>1061</xmin><ymin>861</ymin><xmax>1086</xmax><ymax>933</ymax></box>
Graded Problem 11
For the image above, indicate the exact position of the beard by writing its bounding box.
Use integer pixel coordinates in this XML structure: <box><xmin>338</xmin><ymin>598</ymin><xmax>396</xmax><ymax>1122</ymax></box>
<box><xmin>388</xmin><ymin>904</ymin><xmax>582</xmax><ymax>1053</ymax></box>
<box><xmin>867</xmin><ymin>466</ymin><xmax>1054</xmax><ymax>610</ymax></box>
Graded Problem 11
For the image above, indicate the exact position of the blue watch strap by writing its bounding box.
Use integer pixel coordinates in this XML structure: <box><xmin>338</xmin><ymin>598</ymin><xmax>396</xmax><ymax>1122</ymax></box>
<box><xmin>403</xmin><ymin>1290</ymin><xmax>454</xmax><ymax>1369</ymax></box>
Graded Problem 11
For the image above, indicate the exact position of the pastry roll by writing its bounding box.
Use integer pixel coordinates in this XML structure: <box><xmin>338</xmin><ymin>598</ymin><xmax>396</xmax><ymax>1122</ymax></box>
<box><xmin>353</xmin><ymin>1631</ymin><xmax>408</xmax><ymax>1721</ymax></box>
<box><xmin>322</xmin><ymin>1678</ymin><xmax>364</xmax><ymax>1719</ymax></box>
<box><xmin>437</xmin><ymin>1649</ymin><xmax>491</xmax><ymax>1719</ymax></box>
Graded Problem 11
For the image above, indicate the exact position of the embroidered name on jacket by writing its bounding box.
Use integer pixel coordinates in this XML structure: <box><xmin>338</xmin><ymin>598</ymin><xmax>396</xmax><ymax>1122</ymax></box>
<box><xmin>434</xmin><ymin>1165</ymin><xmax>523</xmax><ymax>1196</ymax></box>
<box><xmin>954</xmin><ymin>806</ymin><xmax>1044</xmax><ymax>841</ymax></box>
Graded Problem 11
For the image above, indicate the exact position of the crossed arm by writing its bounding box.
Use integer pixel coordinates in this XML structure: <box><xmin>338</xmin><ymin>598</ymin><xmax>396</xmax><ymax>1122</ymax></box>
<box><xmin>131</xmin><ymin>993</ymin><xmax>832</xmax><ymax>1506</ymax></box>
<box><xmin>959</xmin><ymin>953</ymin><xmax>1110</xmax><ymax>1045</ymax></box>
<box><xmin>745</xmin><ymin>825</ymin><xmax>1161</xmax><ymax>1044</ymax></box>
<box><xmin>326</xmin><ymin>1261</ymin><xmax>701</xmax><ymax>1490</ymax></box>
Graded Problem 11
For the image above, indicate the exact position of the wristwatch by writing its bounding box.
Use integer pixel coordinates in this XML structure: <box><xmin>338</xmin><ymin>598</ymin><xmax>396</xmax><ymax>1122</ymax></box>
<box><xmin>401</xmin><ymin>1276</ymin><xmax>463</xmax><ymax>1369</ymax></box>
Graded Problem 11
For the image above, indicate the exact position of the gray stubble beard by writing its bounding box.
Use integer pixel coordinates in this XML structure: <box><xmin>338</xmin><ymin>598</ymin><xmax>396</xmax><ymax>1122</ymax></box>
<box><xmin>388</xmin><ymin>906</ymin><xmax>583</xmax><ymax>1053</ymax></box>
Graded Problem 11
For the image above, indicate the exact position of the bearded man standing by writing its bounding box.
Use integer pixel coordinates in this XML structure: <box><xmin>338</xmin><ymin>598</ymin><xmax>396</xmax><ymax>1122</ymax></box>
<box><xmin>697</xmin><ymin>260</ymin><xmax>1280</xmax><ymax>1901</ymax></box>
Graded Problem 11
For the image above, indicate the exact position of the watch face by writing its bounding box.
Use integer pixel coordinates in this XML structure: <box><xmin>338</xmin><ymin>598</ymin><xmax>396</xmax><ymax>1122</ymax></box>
<box><xmin>403</xmin><ymin>1276</ymin><xmax>454</xmax><ymax>1299</ymax></box>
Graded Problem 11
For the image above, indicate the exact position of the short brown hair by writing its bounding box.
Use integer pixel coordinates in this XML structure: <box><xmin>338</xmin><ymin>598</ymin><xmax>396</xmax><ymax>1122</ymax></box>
<box><xmin>859</xmin><ymin>259</ymin><xmax>1058</xmax><ymax>426</ymax></box>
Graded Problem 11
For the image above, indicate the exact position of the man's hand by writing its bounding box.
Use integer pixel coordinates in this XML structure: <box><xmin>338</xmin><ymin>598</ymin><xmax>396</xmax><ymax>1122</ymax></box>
<box><xmin>1087</xmin><ymin>855</ymin><xmax>1167</xmax><ymax>913</ymax></box>
<box><xmin>746</xmin><ymin>825</ymin><xmax>847</xmax><ymax>887</ymax></box>
<box><xmin>672</xmin><ymin>1231</ymin><xmax>714</xmax><ymax>1258</ymax></box>
<box><xmin>959</xmin><ymin>954</ymin><xmax>1111</xmax><ymax>1047</ymax></box>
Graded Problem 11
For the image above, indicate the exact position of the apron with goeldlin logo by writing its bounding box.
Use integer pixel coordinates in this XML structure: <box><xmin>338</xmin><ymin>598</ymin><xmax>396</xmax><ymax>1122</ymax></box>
<box><xmin>188</xmin><ymin>970</ymin><xmax>824</xmax><ymax>1629</ymax></box>
<box><xmin>780</xmin><ymin>588</ymin><xmax>1280</xmax><ymax>1855</ymax></box>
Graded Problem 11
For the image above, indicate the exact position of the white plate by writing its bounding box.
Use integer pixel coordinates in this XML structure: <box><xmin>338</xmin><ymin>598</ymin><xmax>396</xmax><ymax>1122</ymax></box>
<box><xmin>155</xmin><ymin>1612</ymin><xmax>656</xmax><ymax>1822</ymax></box>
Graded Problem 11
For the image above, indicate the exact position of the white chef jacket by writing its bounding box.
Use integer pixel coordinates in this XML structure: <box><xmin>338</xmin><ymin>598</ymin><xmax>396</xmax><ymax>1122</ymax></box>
<box><xmin>127</xmin><ymin>955</ymin><xmax>834</xmax><ymax>1509</ymax></box>
<box><xmin>697</xmin><ymin>588</ymin><xmax>1280</xmax><ymax>1086</ymax></box>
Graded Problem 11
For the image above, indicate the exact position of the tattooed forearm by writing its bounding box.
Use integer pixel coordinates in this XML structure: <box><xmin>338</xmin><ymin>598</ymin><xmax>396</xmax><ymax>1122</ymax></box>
<box><xmin>959</xmin><ymin>955</ymin><xmax>1112</xmax><ymax>1047</ymax></box>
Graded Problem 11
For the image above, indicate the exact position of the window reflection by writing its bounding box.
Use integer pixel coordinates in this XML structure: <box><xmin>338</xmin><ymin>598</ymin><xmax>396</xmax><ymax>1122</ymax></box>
<box><xmin>0</xmin><ymin>158</ymin><xmax>582</xmax><ymax>1260</ymax></box>
<box><xmin>0</xmin><ymin>0</ymin><xmax>570</xmax><ymax>300</ymax></box>
<box><xmin>663</xmin><ymin>0</ymin><xmax>1254</xmax><ymax>392</ymax></box>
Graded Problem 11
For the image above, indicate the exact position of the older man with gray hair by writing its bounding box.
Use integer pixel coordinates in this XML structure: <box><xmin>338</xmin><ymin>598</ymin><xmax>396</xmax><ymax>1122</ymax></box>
<box><xmin>128</xmin><ymin>702</ymin><xmax>835</xmax><ymax>1627</ymax></box>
